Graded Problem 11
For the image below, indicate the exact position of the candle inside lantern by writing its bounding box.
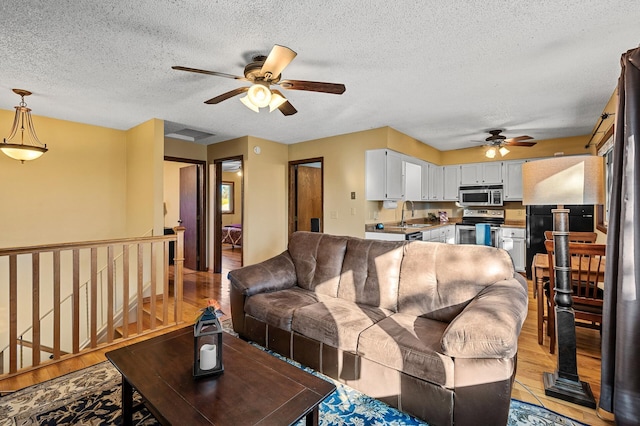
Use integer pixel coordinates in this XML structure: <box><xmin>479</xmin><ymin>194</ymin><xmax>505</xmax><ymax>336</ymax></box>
<box><xmin>200</xmin><ymin>344</ymin><xmax>217</xmax><ymax>370</ymax></box>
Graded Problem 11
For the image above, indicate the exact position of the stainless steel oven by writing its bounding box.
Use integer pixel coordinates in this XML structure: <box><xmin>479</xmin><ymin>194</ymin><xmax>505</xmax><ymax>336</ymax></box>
<box><xmin>455</xmin><ymin>208</ymin><xmax>504</xmax><ymax>248</ymax></box>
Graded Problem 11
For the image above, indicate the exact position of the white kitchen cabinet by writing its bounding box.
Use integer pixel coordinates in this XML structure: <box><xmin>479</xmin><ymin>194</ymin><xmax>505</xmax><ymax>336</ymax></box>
<box><xmin>500</xmin><ymin>227</ymin><xmax>526</xmax><ymax>272</ymax></box>
<box><xmin>427</xmin><ymin>164</ymin><xmax>444</xmax><ymax>201</ymax></box>
<box><xmin>460</xmin><ymin>162</ymin><xmax>503</xmax><ymax>185</ymax></box>
<box><xmin>503</xmin><ymin>160</ymin><xmax>526</xmax><ymax>201</ymax></box>
<box><xmin>443</xmin><ymin>165</ymin><xmax>460</xmax><ymax>200</ymax></box>
<box><xmin>365</xmin><ymin>149</ymin><xmax>405</xmax><ymax>200</ymax></box>
<box><xmin>404</xmin><ymin>160</ymin><xmax>422</xmax><ymax>201</ymax></box>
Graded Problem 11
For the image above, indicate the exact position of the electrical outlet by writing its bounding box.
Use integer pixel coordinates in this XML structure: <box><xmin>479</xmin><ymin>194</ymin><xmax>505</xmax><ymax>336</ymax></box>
<box><xmin>351</xmin><ymin>207</ymin><xmax>356</xmax><ymax>215</ymax></box>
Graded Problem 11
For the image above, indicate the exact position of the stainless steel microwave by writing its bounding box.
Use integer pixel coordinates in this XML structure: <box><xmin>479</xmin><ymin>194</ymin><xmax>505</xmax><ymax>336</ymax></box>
<box><xmin>458</xmin><ymin>185</ymin><xmax>503</xmax><ymax>207</ymax></box>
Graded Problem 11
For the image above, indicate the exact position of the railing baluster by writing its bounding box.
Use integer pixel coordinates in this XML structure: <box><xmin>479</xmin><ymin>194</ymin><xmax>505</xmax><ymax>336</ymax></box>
<box><xmin>137</xmin><ymin>243</ymin><xmax>144</xmax><ymax>335</ymax></box>
<box><xmin>122</xmin><ymin>244</ymin><xmax>129</xmax><ymax>339</ymax></box>
<box><xmin>90</xmin><ymin>247</ymin><xmax>98</xmax><ymax>348</ymax></box>
<box><xmin>32</xmin><ymin>252</ymin><xmax>41</xmax><ymax>367</ymax></box>
<box><xmin>107</xmin><ymin>245</ymin><xmax>114</xmax><ymax>343</ymax></box>
<box><xmin>72</xmin><ymin>249</ymin><xmax>80</xmax><ymax>354</ymax></box>
<box><xmin>163</xmin><ymin>240</ymin><xmax>169</xmax><ymax>325</ymax></box>
<box><xmin>9</xmin><ymin>255</ymin><xmax>18</xmax><ymax>374</ymax></box>
<box><xmin>174</xmin><ymin>227</ymin><xmax>185</xmax><ymax>323</ymax></box>
<box><xmin>150</xmin><ymin>242</ymin><xmax>157</xmax><ymax>330</ymax></box>
<box><xmin>53</xmin><ymin>250</ymin><xmax>61</xmax><ymax>360</ymax></box>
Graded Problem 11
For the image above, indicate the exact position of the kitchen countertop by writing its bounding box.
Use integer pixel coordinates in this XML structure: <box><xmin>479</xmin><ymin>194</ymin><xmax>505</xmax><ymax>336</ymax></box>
<box><xmin>502</xmin><ymin>220</ymin><xmax>526</xmax><ymax>228</ymax></box>
<box><xmin>365</xmin><ymin>218</ymin><xmax>461</xmax><ymax>235</ymax></box>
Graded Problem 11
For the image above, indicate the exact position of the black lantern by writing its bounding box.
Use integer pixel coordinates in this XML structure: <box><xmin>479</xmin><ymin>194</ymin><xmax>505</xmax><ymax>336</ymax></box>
<box><xmin>193</xmin><ymin>301</ymin><xmax>224</xmax><ymax>378</ymax></box>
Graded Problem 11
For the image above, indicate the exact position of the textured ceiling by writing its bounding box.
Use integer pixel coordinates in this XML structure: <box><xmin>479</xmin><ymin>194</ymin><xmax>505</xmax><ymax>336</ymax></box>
<box><xmin>0</xmin><ymin>1</ymin><xmax>638</xmax><ymax>151</ymax></box>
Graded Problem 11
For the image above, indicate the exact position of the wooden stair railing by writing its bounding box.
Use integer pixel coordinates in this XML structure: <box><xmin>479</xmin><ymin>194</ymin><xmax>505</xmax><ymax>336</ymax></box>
<box><xmin>0</xmin><ymin>227</ymin><xmax>185</xmax><ymax>377</ymax></box>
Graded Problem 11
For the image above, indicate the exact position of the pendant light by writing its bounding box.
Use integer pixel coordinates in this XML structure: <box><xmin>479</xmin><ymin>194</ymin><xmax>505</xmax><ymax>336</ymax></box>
<box><xmin>1</xmin><ymin>89</ymin><xmax>48</xmax><ymax>163</ymax></box>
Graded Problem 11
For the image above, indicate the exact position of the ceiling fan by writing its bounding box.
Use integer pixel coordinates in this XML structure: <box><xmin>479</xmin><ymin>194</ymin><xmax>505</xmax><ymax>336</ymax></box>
<box><xmin>172</xmin><ymin>45</ymin><xmax>346</xmax><ymax>116</ymax></box>
<box><xmin>481</xmin><ymin>129</ymin><xmax>536</xmax><ymax>158</ymax></box>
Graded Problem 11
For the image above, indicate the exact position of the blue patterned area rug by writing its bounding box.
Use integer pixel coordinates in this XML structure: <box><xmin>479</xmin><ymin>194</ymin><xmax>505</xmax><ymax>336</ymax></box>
<box><xmin>0</xmin><ymin>354</ymin><xmax>586</xmax><ymax>426</ymax></box>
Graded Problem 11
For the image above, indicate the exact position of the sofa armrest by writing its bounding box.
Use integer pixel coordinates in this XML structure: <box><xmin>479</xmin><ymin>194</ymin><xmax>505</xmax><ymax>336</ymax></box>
<box><xmin>227</xmin><ymin>251</ymin><xmax>297</xmax><ymax>296</ymax></box>
<box><xmin>441</xmin><ymin>275</ymin><xmax>528</xmax><ymax>359</ymax></box>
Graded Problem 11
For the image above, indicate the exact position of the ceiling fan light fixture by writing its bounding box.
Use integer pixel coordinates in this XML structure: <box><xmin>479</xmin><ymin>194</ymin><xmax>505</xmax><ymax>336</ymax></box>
<box><xmin>268</xmin><ymin>93</ymin><xmax>287</xmax><ymax>112</ymax></box>
<box><xmin>1</xmin><ymin>89</ymin><xmax>48</xmax><ymax>163</ymax></box>
<box><xmin>247</xmin><ymin>83</ymin><xmax>272</xmax><ymax>108</ymax></box>
<box><xmin>240</xmin><ymin>95</ymin><xmax>259</xmax><ymax>113</ymax></box>
<box><xmin>485</xmin><ymin>147</ymin><xmax>497</xmax><ymax>158</ymax></box>
<box><xmin>499</xmin><ymin>146</ymin><xmax>510</xmax><ymax>157</ymax></box>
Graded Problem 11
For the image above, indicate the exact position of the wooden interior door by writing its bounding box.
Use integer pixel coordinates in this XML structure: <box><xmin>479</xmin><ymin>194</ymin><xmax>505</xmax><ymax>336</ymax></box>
<box><xmin>180</xmin><ymin>165</ymin><xmax>198</xmax><ymax>270</ymax></box>
<box><xmin>289</xmin><ymin>159</ymin><xmax>323</xmax><ymax>236</ymax></box>
<box><xmin>296</xmin><ymin>165</ymin><xmax>322</xmax><ymax>232</ymax></box>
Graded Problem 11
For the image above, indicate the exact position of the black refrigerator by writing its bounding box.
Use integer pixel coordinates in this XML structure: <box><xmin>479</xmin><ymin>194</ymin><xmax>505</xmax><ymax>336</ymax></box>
<box><xmin>525</xmin><ymin>204</ymin><xmax>595</xmax><ymax>278</ymax></box>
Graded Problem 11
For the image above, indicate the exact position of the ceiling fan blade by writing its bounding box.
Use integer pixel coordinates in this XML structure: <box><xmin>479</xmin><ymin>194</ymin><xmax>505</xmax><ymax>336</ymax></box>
<box><xmin>507</xmin><ymin>141</ymin><xmax>537</xmax><ymax>147</ymax></box>
<box><xmin>260</xmin><ymin>45</ymin><xmax>297</xmax><ymax>78</ymax></box>
<box><xmin>204</xmin><ymin>87</ymin><xmax>248</xmax><ymax>104</ymax></box>
<box><xmin>172</xmin><ymin>66</ymin><xmax>248</xmax><ymax>81</ymax></box>
<box><xmin>504</xmin><ymin>135</ymin><xmax>533</xmax><ymax>143</ymax></box>
<box><xmin>278</xmin><ymin>100</ymin><xmax>298</xmax><ymax>116</ymax></box>
<box><xmin>270</xmin><ymin>89</ymin><xmax>297</xmax><ymax>116</ymax></box>
<box><xmin>279</xmin><ymin>79</ymin><xmax>346</xmax><ymax>94</ymax></box>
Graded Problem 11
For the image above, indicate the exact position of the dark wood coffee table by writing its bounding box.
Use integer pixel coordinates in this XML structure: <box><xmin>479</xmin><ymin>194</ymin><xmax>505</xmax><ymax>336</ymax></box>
<box><xmin>106</xmin><ymin>327</ymin><xmax>335</xmax><ymax>425</ymax></box>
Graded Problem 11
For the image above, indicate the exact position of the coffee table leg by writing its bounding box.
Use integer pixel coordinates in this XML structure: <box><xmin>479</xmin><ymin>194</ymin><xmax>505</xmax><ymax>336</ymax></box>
<box><xmin>122</xmin><ymin>375</ymin><xmax>133</xmax><ymax>426</ymax></box>
<box><xmin>305</xmin><ymin>407</ymin><xmax>319</xmax><ymax>426</ymax></box>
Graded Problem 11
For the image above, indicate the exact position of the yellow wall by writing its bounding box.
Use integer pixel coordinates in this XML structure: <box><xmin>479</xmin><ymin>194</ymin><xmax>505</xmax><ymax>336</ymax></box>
<box><xmin>208</xmin><ymin>136</ymin><xmax>289</xmax><ymax>265</ymax></box>
<box><xmin>0</xmin><ymin>109</ymin><xmax>128</xmax><ymax>247</ymax></box>
<box><xmin>441</xmin><ymin>134</ymin><xmax>592</xmax><ymax>164</ymax></box>
<box><xmin>164</xmin><ymin>137</ymin><xmax>208</xmax><ymax>161</ymax></box>
<box><xmin>125</xmin><ymin>119</ymin><xmax>165</xmax><ymax>237</ymax></box>
<box><xmin>289</xmin><ymin>127</ymin><xmax>390</xmax><ymax>237</ymax></box>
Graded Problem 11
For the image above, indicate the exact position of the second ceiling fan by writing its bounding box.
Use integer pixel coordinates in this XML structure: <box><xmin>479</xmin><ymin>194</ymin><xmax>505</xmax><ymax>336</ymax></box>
<box><xmin>481</xmin><ymin>129</ymin><xmax>536</xmax><ymax>158</ymax></box>
<box><xmin>173</xmin><ymin>45</ymin><xmax>346</xmax><ymax>116</ymax></box>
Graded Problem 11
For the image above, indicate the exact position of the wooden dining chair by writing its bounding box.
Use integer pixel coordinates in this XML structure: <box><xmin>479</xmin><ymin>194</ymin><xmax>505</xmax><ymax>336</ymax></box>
<box><xmin>543</xmin><ymin>230</ymin><xmax>597</xmax><ymax>243</ymax></box>
<box><xmin>537</xmin><ymin>231</ymin><xmax>598</xmax><ymax>348</ymax></box>
<box><xmin>544</xmin><ymin>239</ymin><xmax>606</xmax><ymax>354</ymax></box>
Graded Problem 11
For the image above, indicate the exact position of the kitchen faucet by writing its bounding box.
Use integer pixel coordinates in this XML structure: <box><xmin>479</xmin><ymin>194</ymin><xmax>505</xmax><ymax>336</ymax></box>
<box><xmin>400</xmin><ymin>200</ymin><xmax>415</xmax><ymax>227</ymax></box>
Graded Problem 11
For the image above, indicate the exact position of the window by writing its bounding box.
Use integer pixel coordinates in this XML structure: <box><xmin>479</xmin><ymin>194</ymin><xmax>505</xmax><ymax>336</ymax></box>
<box><xmin>221</xmin><ymin>182</ymin><xmax>234</xmax><ymax>214</ymax></box>
<box><xmin>596</xmin><ymin>127</ymin><xmax>614</xmax><ymax>233</ymax></box>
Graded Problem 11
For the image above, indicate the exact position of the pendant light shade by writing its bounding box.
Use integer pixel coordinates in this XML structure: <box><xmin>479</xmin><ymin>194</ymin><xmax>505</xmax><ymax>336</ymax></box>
<box><xmin>485</xmin><ymin>147</ymin><xmax>497</xmax><ymax>158</ymax></box>
<box><xmin>246</xmin><ymin>83</ymin><xmax>272</xmax><ymax>108</ymax></box>
<box><xmin>1</xmin><ymin>89</ymin><xmax>48</xmax><ymax>163</ymax></box>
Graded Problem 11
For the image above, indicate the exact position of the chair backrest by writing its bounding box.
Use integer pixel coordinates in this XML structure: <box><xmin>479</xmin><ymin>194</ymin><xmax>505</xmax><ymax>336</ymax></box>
<box><xmin>544</xmin><ymin>239</ymin><xmax>606</xmax><ymax>308</ymax></box>
<box><xmin>544</xmin><ymin>230</ymin><xmax>598</xmax><ymax>243</ymax></box>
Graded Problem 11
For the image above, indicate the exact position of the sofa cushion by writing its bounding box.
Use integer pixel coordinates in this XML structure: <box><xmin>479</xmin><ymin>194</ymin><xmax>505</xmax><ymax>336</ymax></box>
<box><xmin>245</xmin><ymin>287</ymin><xmax>320</xmax><ymax>331</ymax></box>
<box><xmin>289</xmin><ymin>232</ymin><xmax>348</xmax><ymax>298</ymax></box>
<box><xmin>338</xmin><ymin>237</ymin><xmax>405</xmax><ymax>311</ymax></box>
<box><xmin>291</xmin><ymin>298</ymin><xmax>392</xmax><ymax>352</ymax></box>
<box><xmin>398</xmin><ymin>242</ymin><xmax>516</xmax><ymax>322</ymax></box>
<box><xmin>357</xmin><ymin>312</ymin><xmax>454</xmax><ymax>388</ymax></box>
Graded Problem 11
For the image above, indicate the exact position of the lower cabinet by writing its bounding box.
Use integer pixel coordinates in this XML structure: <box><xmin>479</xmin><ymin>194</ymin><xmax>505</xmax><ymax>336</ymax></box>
<box><xmin>500</xmin><ymin>227</ymin><xmax>526</xmax><ymax>272</ymax></box>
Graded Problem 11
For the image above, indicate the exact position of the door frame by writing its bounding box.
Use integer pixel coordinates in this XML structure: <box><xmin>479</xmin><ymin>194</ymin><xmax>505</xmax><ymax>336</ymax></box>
<box><xmin>164</xmin><ymin>156</ymin><xmax>207</xmax><ymax>271</ymax></box>
<box><xmin>213</xmin><ymin>155</ymin><xmax>244</xmax><ymax>273</ymax></box>
<box><xmin>288</xmin><ymin>157</ymin><xmax>324</xmax><ymax>238</ymax></box>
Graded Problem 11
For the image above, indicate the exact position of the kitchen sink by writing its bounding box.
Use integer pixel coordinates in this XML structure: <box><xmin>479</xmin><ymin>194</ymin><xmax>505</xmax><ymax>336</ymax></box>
<box><xmin>386</xmin><ymin>223</ymin><xmax>433</xmax><ymax>229</ymax></box>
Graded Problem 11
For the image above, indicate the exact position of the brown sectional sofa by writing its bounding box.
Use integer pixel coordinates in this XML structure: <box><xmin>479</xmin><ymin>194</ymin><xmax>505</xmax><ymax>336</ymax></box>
<box><xmin>228</xmin><ymin>231</ymin><xmax>528</xmax><ymax>426</ymax></box>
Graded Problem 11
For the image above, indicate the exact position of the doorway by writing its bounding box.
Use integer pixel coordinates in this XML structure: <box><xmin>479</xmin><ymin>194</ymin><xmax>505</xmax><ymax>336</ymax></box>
<box><xmin>212</xmin><ymin>156</ymin><xmax>244</xmax><ymax>273</ymax></box>
<box><xmin>164</xmin><ymin>156</ymin><xmax>207</xmax><ymax>271</ymax></box>
<box><xmin>288</xmin><ymin>158</ymin><xmax>324</xmax><ymax>237</ymax></box>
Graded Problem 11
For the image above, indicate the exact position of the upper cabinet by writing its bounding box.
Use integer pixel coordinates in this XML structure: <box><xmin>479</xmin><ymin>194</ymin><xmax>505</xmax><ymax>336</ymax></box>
<box><xmin>503</xmin><ymin>160</ymin><xmax>526</xmax><ymax>201</ymax></box>
<box><xmin>366</xmin><ymin>149</ymin><xmax>405</xmax><ymax>200</ymax></box>
<box><xmin>404</xmin><ymin>160</ymin><xmax>422</xmax><ymax>201</ymax></box>
<box><xmin>460</xmin><ymin>162</ymin><xmax>503</xmax><ymax>185</ymax></box>
<box><xmin>442</xmin><ymin>165</ymin><xmax>460</xmax><ymax>200</ymax></box>
<box><xmin>420</xmin><ymin>162</ymin><xmax>443</xmax><ymax>201</ymax></box>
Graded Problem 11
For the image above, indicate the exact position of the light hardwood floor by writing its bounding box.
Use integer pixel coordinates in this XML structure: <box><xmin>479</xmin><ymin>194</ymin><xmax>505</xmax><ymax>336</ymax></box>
<box><xmin>0</xmin><ymin>246</ymin><xmax>613</xmax><ymax>424</ymax></box>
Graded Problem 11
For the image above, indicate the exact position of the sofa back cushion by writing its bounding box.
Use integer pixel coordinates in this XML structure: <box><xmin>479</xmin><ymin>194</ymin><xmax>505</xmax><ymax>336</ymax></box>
<box><xmin>288</xmin><ymin>232</ymin><xmax>348</xmax><ymax>297</ymax></box>
<box><xmin>337</xmin><ymin>237</ymin><xmax>405</xmax><ymax>311</ymax></box>
<box><xmin>398</xmin><ymin>242</ymin><xmax>516</xmax><ymax>322</ymax></box>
